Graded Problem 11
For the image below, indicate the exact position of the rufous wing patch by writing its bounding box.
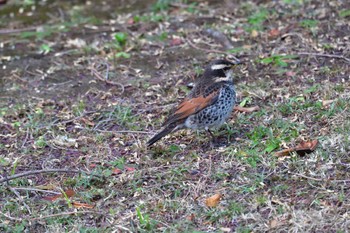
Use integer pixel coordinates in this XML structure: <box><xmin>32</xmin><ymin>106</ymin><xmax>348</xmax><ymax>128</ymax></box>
<box><xmin>164</xmin><ymin>92</ymin><xmax>218</xmax><ymax>125</ymax></box>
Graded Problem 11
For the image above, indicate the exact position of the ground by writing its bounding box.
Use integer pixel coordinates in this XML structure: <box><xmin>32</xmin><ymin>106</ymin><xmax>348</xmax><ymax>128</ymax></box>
<box><xmin>1</xmin><ymin>0</ymin><xmax>350</xmax><ymax>232</ymax></box>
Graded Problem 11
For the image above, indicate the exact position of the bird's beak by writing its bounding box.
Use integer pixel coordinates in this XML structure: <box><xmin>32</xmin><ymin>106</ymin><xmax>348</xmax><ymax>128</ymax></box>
<box><xmin>234</xmin><ymin>59</ymin><xmax>241</xmax><ymax>65</ymax></box>
<box><xmin>231</xmin><ymin>59</ymin><xmax>242</xmax><ymax>68</ymax></box>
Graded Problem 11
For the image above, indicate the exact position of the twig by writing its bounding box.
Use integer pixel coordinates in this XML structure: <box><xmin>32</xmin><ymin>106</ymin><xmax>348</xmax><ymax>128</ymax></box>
<box><xmin>186</xmin><ymin>39</ymin><xmax>240</xmax><ymax>62</ymax></box>
<box><xmin>94</xmin><ymin>129</ymin><xmax>151</xmax><ymax>134</ymax></box>
<box><xmin>21</xmin><ymin>127</ymin><xmax>30</xmax><ymax>148</ymax></box>
<box><xmin>12</xmin><ymin>73</ymin><xmax>29</xmax><ymax>84</ymax></box>
<box><xmin>0</xmin><ymin>212</ymin><xmax>22</xmax><ymax>221</ymax></box>
<box><xmin>204</xmin><ymin>28</ymin><xmax>233</xmax><ymax>50</ymax></box>
<box><xmin>328</xmin><ymin>178</ymin><xmax>350</xmax><ymax>183</ymax></box>
<box><xmin>169</xmin><ymin>2</ymin><xmax>203</xmax><ymax>10</ymax></box>
<box><xmin>93</xmin><ymin>109</ymin><xmax>115</xmax><ymax>130</ymax></box>
<box><xmin>186</xmin><ymin>38</ymin><xmax>229</xmax><ymax>55</ymax></box>
<box><xmin>27</xmin><ymin>210</ymin><xmax>100</xmax><ymax>221</ymax></box>
<box><xmin>297</xmin><ymin>52</ymin><xmax>350</xmax><ymax>63</ymax></box>
<box><xmin>6</xmin><ymin>185</ymin><xmax>32</xmax><ymax>214</ymax></box>
<box><xmin>113</xmin><ymin>130</ymin><xmax>152</xmax><ymax>134</ymax></box>
<box><xmin>104</xmin><ymin>62</ymin><xmax>110</xmax><ymax>80</ymax></box>
<box><xmin>114</xmin><ymin>225</ymin><xmax>132</xmax><ymax>233</ymax></box>
<box><xmin>57</xmin><ymin>110</ymin><xmax>97</xmax><ymax>125</ymax></box>
<box><xmin>234</xmin><ymin>105</ymin><xmax>260</xmax><ymax>113</ymax></box>
<box><xmin>291</xmin><ymin>172</ymin><xmax>323</xmax><ymax>181</ymax></box>
<box><xmin>88</xmin><ymin>62</ymin><xmax>125</xmax><ymax>93</ymax></box>
<box><xmin>0</xmin><ymin>26</ymin><xmax>37</xmax><ymax>35</ymax></box>
<box><xmin>12</xmin><ymin>187</ymin><xmax>61</xmax><ymax>195</ymax></box>
<box><xmin>0</xmin><ymin>169</ymin><xmax>94</xmax><ymax>184</ymax></box>
<box><xmin>37</xmin><ymin>110</ymin><xmax>96</xmax><ymax>129</ymax></box>
<box><xmin>291</xmin><ymin>172</ymin><xmax>350</xmax><ymax>183</ymax></box>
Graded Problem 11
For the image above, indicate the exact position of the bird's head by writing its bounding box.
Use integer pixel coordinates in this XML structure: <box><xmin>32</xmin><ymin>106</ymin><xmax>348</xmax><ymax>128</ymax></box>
<box><xmin>204</xmin><ymin>59</ymin><xmax>241</xmax><ymax>82</ymax></box>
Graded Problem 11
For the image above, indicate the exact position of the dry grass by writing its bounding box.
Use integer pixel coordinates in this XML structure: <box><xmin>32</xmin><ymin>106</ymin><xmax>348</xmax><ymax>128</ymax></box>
<box><xmin>1</xmin><ymin>0</ymin><xmax>350</xmax><ymax>232</ymax></box>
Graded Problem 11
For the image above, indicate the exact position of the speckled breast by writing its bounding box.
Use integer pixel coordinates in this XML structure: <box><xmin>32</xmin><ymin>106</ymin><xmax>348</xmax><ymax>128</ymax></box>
<box><xmin>185</xmin><ymin>84</ymin><xmax>236</xmax><ymax>130</ymax></box>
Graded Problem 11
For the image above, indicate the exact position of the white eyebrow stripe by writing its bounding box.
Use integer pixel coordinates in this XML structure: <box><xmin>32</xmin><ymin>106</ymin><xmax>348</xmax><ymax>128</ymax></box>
<box><xmin>211</xmin><ymin>64</ymin><xmax>228</xmax><ymax>70</ymax></box>
<box><xmin>214</xmin><ymin>76</ymin><xmax>230</xmax><ymax>82</ymax></box>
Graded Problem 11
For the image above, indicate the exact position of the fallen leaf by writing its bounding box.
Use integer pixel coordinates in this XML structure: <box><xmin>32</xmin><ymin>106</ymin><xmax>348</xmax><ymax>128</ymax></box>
<box><xmin>170</xmin><ymin>37</ymin><xmax>183</xmax><ymax>46</ymax></box>
<box><xmin>275</xmin><ymin>140</ymin><xmax>318</xmax><ymax>156</ymax></box>
<box><xmin>72</xmin><ymin>202</ymin><xmax>94</xmax><ymax>209</ymax></box>
<box><xmin>275</xmin><ymin>148</ymin><xmax>299</xmax><ymax>157</ymax></box>
<box><xmin>127</xmin><ymin>18</ymin><xmax>134</xmax><ymax>25</ymax></box>
<box><xmin>251</xmin><ymin>30</ymin><xmax>259</xmax><ymax>38</ymax></box>
<box><xmin>80</xmin><ymin>117</ymin><xmax>95</xmax><ymax>126</ymax></box>
<box><xmin>43</xmin><ymin>189</ymin><xmax>76</xmax><ymax>201</ymax></box>
<box><xmin>268</xmin><ymin>28</ymin><xmax>280</xmax><ymax>38</ymax></box>
<box><xmin>220</xmin><ymin>228</ymin><xmax>232</xmax><ymax>232</ymax></box>
<box><xmin>125</xmin><ymin>166</ymin><xmax>136</xmax><ymax>172</ymax></box>
<box><xmin>205</xmin><ymin>193</ymin><xmax>222</xmax><ymax>207</ymax></box>
<box><xmin>64</xmin><ymin>189</ymin><xmax>76</xmax><ymax>198</ymax></box>
<box><xmin>186</xmin><ymin>213</ymin><xmax>195</xmax><ymax>222</ymax></box>
<box><xmin>299</xmin><ymin>140</ymin><xmax>318</xmax><ymax>150</ymax></box>
<box><xmin>269</xmin><ymin>219</ymin><xmax>278</xmax><ymax>228</ymax></box>
<box><xmin>35</xmin><ymin>184</ymin><xmax>56</xmax><ymax>190</ymax></box>
<box><xmin>112</xmin><ymin>168</ymin><xmax>123</xmax><ymax>175</ymax></box>
<box><xmin>234</xmin><ymin>106</ymin><xmax>260</xmax><ymax>113</ymax></box>
<box><xmin>189</xmin><ymin>169</ymin><xmax>200</xmax><ymax>176</ymax></box>
<box><xmin>66</xmin><ymin>38</ymin><xmax>87</xmax><ymax>48</ymax></box>
<box><xmin>285</xmin><ymin>71</ymin><xmax>296</xmax><ymax>77</ymax></box>
<box><xmin>42</xmin><ymin>194</ymin><xmax>62</xmax><ymax>201</ymax></box>
<box><xmin>51</xmin><ymin>135</ymin><xmax>78</xmax><ymax>148</ymax></box>
<box><xmin>155</xmin><ymin>62</ymin><xmax>164</xmax><ymax>70</ymax></box>
<box><xmin>322</xmin><ymin>99</ymin><xmax>335</xmax><ymax>107</ymax></box>
<box><xmin>270</xmin><ymin>217</ymin><xmax>289</xmax><ymax>228</ymax></box>
<box><xmin>235</xmin><ymin>27</ymin><xmax>245</xmax><ymax>35</ymax></box>
<box><xmin>243</xmin><ymin>44</ymin><xmax>252</xmax><ymax>49</ymax></box>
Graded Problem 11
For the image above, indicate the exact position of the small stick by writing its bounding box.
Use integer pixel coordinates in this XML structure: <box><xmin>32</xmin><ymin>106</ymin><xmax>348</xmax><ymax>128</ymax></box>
<box><xmin>37</xmin><ymin>110</ymin><xmax>97</xmax><ymax>129</ymax></box>
<box><xmin>6</xmin><ymin>185</ymin><xmax>32</xmax><ymax>214</ymax></box>
<box><xmin>88</xmin><ymin>63</ymin><xmax>125</xmax><ymax>92</ymax></box>
<box><xmin>291</xmin><ymin>172</ymin><xmax>323</xmax><ymax>181</ymax></box>
<box><xmin>186</xmin><ymin>39</ymin><xmax>240</xmax><ymax>62</ymax></box>
<box><xmin>0</xmin><ymin>26</ymin><xmax>37</xmax><ymax>35</ymax></box>
<box><xmin>21</xmin><ymin>127</ymin><xmax>30</xmax><ymax>148</ymax></box>
<box><xmin>291</xmin><ymin>172</ymin><xmax>350</xmax><ymax>183</ymax></box>
<box><xmin>104</xmin><ymin>62</ymin><xmax>110</xmax><ymax>80</ymax></box>
<box><xmin>94</xmin><ymin>129</ymin><xmax>151</xmax><ymax>134</ymax></box>
<box><xmin>204</xmin><ymin>28</ymin><xmax>234</xmax><ymax>50</ymax></box>
<box><xmin>0</xmin><ymin>169</ymin><xmax>96</xmax><ymax>184</ymax></box>
<box><xmin>297</xmin><ymin>52</ymin><xmax>350</xmax><ymax>63</ymax></box>
<box><xmin>234</xmin><ymin>106</ymin><xmax>260</xmax><ymax>113</ymax></box>
<box><xmin>28</xmin><ymin>210</ymin><xmax>99</xmax><ymax>221</ymax></box>
<box><xmin>12</xmin><ymin>187</ymin><xmax>61</xmax><ymax>195</ymax></box>
<box><xmin>0</xmin><ymin>212</ymin><xmax>22</xmax><ymax>221</ymax></box>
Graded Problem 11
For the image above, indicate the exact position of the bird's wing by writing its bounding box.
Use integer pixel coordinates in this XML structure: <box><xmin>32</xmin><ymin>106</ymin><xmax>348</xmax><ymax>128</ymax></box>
<box><xmin>163</xmin><ymin>88</ymin><xmax>220</xmax><ymax>126</ymax></box>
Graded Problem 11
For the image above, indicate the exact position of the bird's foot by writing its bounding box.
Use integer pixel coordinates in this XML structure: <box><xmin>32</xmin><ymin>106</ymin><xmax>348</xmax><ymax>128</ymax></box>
<box><xmin>209</xmin><ymin>137</ymin><xmax>229</xmax><ymax>148</ymax></box>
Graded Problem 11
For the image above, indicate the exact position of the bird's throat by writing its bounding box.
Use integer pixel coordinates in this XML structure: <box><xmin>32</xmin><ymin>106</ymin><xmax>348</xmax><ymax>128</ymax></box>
<box><xmin>214</xmin><ymin>70</ymin><xmax>233</xmax><ymax>83</ymax></box>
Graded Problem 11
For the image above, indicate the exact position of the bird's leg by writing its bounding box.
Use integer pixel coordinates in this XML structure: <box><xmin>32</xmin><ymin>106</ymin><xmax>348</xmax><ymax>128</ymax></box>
<box><xmin>206</xmin><ymin>129</ymin><xmax>218</xmax><ymax>144</ymax></box>
<box><xmin>207</xmin><ymin>129</ymin><xmax>215</xmax><ymax>139</ymax></box>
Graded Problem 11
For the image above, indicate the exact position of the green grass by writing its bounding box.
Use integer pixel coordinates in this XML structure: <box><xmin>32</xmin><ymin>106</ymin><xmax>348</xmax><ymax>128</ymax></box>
<box><xmin>247</xmin><ymin>8</ymin><xmax>269</xmax><ymax>31</ymax></box>
<box><xmin>339</xmin><ymin>9</ymin><xmax>350</xmax><ymax>18</ymax></box>
<box><xmin>259</xmin><ymin>54</ymin><xmax>298</xmax><ymax>67</ymax></box>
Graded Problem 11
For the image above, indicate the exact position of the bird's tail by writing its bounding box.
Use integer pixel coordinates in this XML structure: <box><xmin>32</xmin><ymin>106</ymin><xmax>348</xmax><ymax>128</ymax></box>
<box><xmin>147</xmin><ymin>125</ymin><xmax>176</xmax><ymax>146</ymax></box>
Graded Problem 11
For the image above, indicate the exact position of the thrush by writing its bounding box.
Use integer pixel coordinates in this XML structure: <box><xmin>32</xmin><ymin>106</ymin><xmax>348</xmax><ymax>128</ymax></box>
<box><xmin>147</xmin><ymin>59</ymin><xmax>240</xmax><ymax>146</ymax></box>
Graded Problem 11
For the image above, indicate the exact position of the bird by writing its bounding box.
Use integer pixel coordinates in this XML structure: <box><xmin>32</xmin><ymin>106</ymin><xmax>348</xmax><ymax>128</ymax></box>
<box><xmin>147</xmin><ymin>59</ymin><xmax>240</xmax><ymax>146</ymax></box>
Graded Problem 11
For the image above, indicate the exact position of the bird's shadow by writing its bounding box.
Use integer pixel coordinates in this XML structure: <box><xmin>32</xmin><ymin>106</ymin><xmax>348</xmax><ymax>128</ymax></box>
<box><xmin>195</xmin><ymin>124</ymin><xmax>249</xmax><ymax>149</ymax></box>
